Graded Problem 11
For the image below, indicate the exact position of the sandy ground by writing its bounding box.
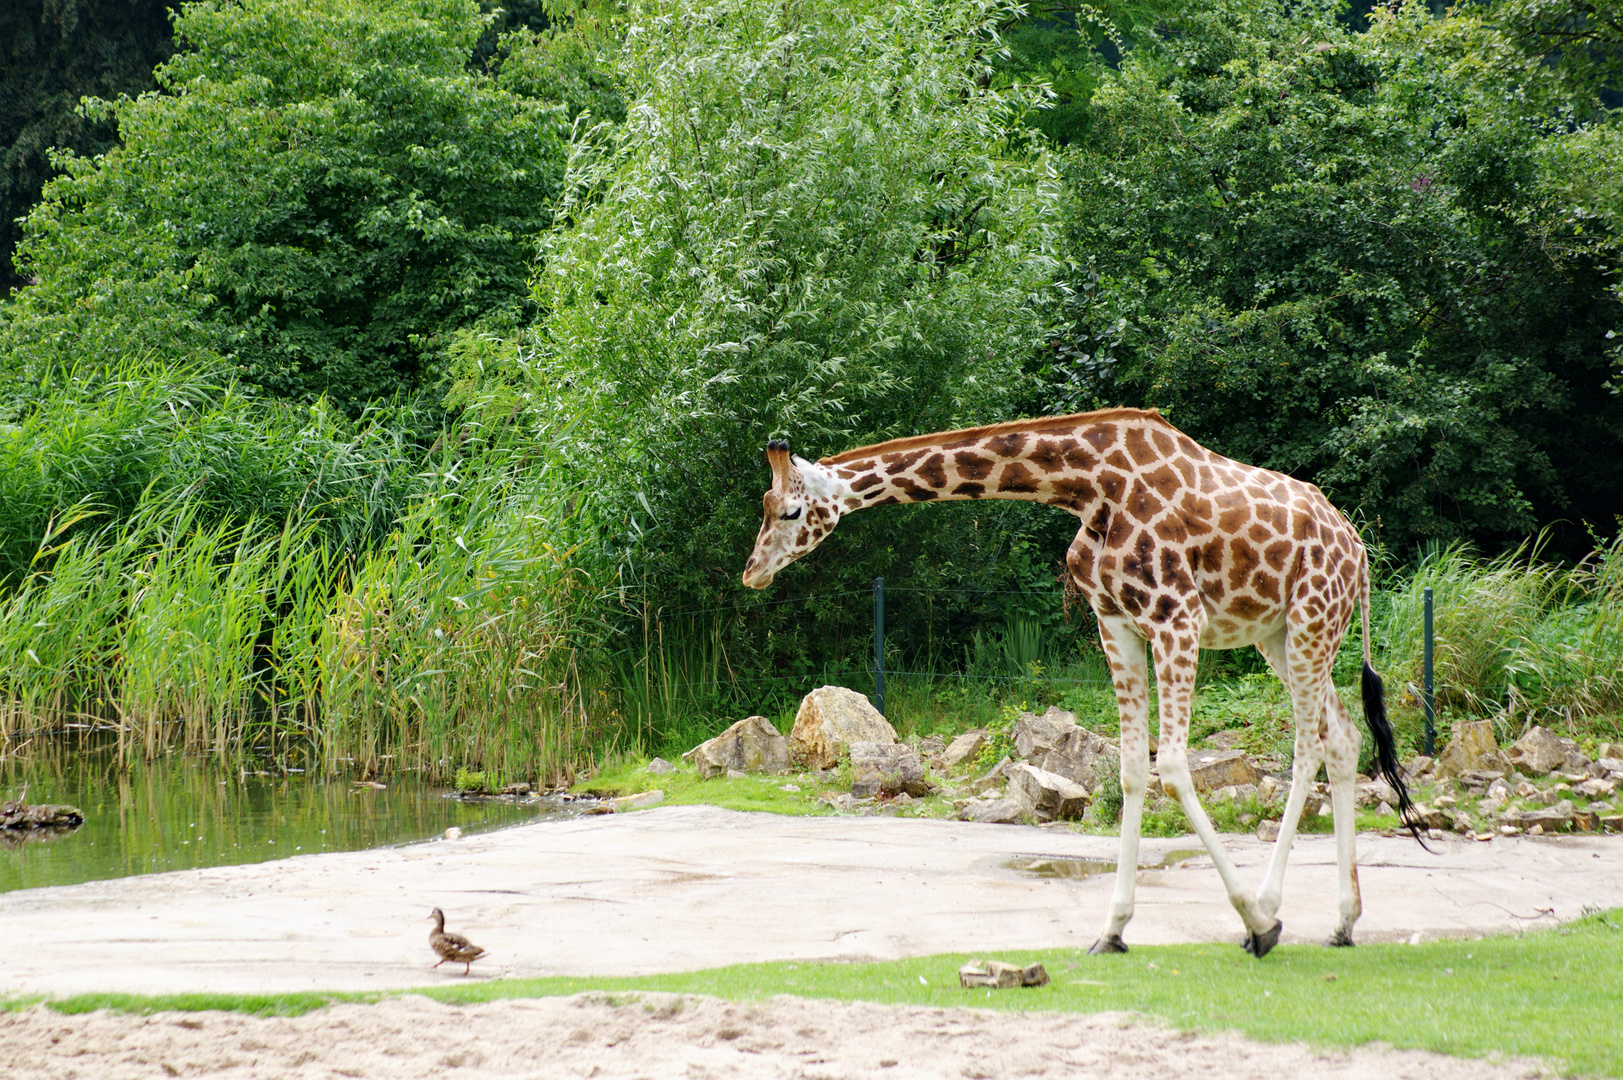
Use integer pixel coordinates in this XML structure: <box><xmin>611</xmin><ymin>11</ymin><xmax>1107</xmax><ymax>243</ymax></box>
<box><xmin>3</xmin><ymin>805</ymin><xmax>1616</xmax><ymax>1077</ymax></box>
<box><xmin>2</xmin><ymin>992</ymin><xmax>1550</xmax><ymax>1080</ymax></box>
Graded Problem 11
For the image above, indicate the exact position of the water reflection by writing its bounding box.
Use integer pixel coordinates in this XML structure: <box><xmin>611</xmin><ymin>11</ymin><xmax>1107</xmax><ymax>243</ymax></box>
<box><xmin>0</xmin><ymin>739</ymin><xmax>568</xmax><ymax>893</ymax></box>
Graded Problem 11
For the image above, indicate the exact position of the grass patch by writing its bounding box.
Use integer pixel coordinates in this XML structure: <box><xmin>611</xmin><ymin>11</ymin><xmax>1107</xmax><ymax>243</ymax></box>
<box><xmin>578</xmin><ymin>757</ymin><xmax>841</xmax><ymax>817</ymax></box>
<box><xmin>14</xmin><ymin>911</ymin><xmax>1620</xmax><ymax>1075</ymax></box>
<box><xmin>2</xmin><ymin>990</ymin><xmax>375</xmax><ymax>1018</ymax></box>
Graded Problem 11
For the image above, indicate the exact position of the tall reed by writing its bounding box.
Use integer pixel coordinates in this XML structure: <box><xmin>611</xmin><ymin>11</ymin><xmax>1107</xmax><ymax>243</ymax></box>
<box><xmin>1379</xmin><ymin>535</ymin><xmax>1623</xmax><ymax>732</ymax></box>
<box><xmin>317</xmin><ymin>424</ymin><xmax>608</xmax><ymax>785</ymax></box>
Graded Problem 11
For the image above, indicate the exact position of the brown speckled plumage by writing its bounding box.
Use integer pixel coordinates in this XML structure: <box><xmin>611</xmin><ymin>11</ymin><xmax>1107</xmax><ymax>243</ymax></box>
<box><xmin>429</xmin><ymin>907</ymin><xmax>486</xmax><ymax>975</ymax></box>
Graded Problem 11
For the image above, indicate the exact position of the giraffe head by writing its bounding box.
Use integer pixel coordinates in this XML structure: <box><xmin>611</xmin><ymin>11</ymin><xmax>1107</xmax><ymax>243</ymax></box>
<box><xmin>741</xmin><ymin>439</ymin><xmax>843</xmax><ymax>589</ymax></box>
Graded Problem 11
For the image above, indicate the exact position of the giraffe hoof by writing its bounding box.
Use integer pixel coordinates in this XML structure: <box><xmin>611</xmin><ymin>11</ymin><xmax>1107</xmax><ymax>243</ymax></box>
<box><xmin>1243</xmin><ymin>920</ymin><xmax>1283</xmax><ymax>958</ymax></box>
<box><xmin>1087</xmin><ymin>935</ymin><xmax>1128</xmax><ymax>955</ymax></box>
<box><xmin>1328</xmin><ymin>928</ymin><xmax>1355</xmax><ymax>948</ymax></box>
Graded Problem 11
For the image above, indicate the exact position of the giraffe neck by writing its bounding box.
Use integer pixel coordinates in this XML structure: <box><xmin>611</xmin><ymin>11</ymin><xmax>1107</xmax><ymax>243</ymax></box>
<box><xmin>819</xmin><ymin>423</ymin><xmax>1116</xmax><ymax>519</ymax></box>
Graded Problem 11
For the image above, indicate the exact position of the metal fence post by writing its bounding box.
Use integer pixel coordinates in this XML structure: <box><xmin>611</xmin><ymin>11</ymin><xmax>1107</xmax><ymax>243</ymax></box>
<box><xmin>1423</xmin><ymin>585</ymin><xmax>1436</xmax><ymax>756</ymax></box>
<box><xmin>873</xmin><ymin>576</ymin><xmax>885</xmax><ymax>718</ymax></box>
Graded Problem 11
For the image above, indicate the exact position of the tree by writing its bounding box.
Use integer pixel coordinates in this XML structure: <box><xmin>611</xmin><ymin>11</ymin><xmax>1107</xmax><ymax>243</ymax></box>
<box><xmin>3</xmin><ymin>0</ymin><xmax>573</xmax><ymax>414</ymax></box>
<box><xmin>1</xmin><ymin>0</ymin><xmax>174</xmax><ymax>293</ymax></box>
<box><xmin>1053</xmin><ymin>0</ymin><xmax>1623</xmax><ymax>556</ymax></box>
<box><xmin>510</xmin><ymin>0</ymin><xmax>1066</xmax><ymax>674</ymax></box>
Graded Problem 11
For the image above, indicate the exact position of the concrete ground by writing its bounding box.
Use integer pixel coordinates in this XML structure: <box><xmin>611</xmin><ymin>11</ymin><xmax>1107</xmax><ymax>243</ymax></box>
<box><xmin>3</xmin><ymin>804</ymin><xmax>1621</xmax><ymax>997</ymax></box>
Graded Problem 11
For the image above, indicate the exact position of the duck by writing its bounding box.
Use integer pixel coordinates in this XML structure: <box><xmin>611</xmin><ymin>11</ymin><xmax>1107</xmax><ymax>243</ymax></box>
<box><xmin>428</xmin><ymin>907</ymin><xmax>487</xmax><ymax>975</ymax></box>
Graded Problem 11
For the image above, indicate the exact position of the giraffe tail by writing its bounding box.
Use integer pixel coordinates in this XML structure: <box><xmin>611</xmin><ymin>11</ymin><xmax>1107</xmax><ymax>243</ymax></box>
<box><xmin>1359</xmin><ymin>554</ymin><xmax>1431</xmax><ymax>850</ymax></box>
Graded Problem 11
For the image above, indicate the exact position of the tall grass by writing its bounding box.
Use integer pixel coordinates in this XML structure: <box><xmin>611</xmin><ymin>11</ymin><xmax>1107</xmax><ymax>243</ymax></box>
<box><xmin>318</xmin><ymin>450</ymin><xmax>605</xmax><ymax>785</ymax></box>
<box><xmin>1379</xmin><ymin>535</ymin><xmax>1623</xmax><ymax>734</ymax></box>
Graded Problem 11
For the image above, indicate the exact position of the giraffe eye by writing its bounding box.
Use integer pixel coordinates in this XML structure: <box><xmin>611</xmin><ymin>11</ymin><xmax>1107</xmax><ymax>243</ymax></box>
<box><xmin>781</xmin><ymin>506</ymin><xmax>802</xmax><ymax>521</ymax></box>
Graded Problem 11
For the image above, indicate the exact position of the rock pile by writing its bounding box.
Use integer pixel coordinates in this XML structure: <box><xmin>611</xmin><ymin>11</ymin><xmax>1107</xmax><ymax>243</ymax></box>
<box><xmin>671</xmin><ymin>687</ymin><xmax>1623</xmax><ymax>838</ymax></box>
<box><xmin>1406</xmin><ymin>725</ymin><xmax>1623</xmax><ymax>837</ymax></box>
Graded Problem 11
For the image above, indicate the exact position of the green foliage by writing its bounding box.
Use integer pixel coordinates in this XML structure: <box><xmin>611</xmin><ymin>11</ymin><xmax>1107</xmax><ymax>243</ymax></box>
<box><xmin>0</xmin><ymin>0</ymin><xmax>175</xmax><ymax>291</ymax></box>
<box><xmin>1377</xmin><ymin>534</ymin><xmax>1623</xmax><ymax>727</ymax></box>
<box><xmin>0</xmin><ymin>357</ymin><xmax>425</xmax><ymax>582</ymax></box>
<box><xmin>1054</xmin><ymin>0</ymin><xmax>1623</xmax><ymax>555</ymax></box>
<box><xmin>3</xmin><ymin>0</ymin><xmax>571</xmax><ymax>412</ymax></box>
<box><xmin>509</xmin><ymin>0</ymin><xmax>1066</xmax><ymax>713</ymax></box>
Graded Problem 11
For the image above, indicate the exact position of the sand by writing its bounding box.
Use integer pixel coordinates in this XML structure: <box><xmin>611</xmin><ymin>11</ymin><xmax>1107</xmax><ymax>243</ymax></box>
<box><xmin>1</xmin><ymin>992</ymin><xmax>1548</xmax><ymax>1080</ymax></box>
<box><xmin>5</xmin><ymin>805</ymin><xmax>1614</xmax><ymax>1077</ymax></box>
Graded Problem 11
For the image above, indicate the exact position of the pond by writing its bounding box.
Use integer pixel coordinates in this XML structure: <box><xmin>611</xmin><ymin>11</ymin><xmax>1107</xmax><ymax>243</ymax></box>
<box><xmin>1</xmin><ymin>740</ymin><xmax>571</xmax><ymax>893</ymax></box>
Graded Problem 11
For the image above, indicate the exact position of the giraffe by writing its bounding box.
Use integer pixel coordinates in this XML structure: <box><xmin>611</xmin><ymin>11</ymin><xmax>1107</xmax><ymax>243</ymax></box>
<box><xmin>741</xmin><ymin>407</ymin><xmax>1420</xmax><ymax>956</ymax></box>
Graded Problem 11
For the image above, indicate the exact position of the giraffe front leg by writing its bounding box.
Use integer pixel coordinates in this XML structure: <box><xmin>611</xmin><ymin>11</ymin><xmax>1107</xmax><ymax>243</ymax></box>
<box><xmin>1148</xmin><ymin>629</ymin><xmax>1280</xmax><ymax>955</ymax></box>
<box><xmin>1090</xmin><ymin>614</ymin><xmax>1151</xmax><ymax>955</ymax></box>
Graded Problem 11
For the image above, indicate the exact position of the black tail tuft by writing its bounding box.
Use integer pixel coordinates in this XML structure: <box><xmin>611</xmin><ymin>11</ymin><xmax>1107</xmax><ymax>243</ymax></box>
<box><xmin>1362</xmin><ymin>661</ymin><xmax>1432</xmax><ymax>851</ymax></box>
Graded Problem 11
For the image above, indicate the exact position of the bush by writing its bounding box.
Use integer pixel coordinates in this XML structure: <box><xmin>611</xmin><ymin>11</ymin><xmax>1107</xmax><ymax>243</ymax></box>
<box><xmin>3</xmin><ymin>0</ymin><xmax>571</xmax><ymax>413</ymax></box>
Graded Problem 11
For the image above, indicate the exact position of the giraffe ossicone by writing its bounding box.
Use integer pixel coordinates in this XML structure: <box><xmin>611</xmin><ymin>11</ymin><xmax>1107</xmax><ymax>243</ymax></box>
<box><xmin>742</xmin><ymin>407</ymin><xmax>1423</xmax><ymax>956</ymax></box>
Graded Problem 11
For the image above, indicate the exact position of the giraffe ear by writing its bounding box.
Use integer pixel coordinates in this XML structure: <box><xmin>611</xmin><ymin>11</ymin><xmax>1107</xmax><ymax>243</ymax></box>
<box><xmin>764</xmin><ymin>439</ymin><xmax>796</xmax><ymax>493</ymax></box>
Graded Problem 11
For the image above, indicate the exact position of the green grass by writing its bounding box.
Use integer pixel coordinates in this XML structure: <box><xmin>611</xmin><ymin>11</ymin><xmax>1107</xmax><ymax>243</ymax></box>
<box><xmin>580</xmin><ymin>757</ymin><xmax>854</xmax><ymax>817</ymax></box>
<box><xmin>9</xmin><ymin>911</ymin><xmax>1621</xmax><ymax>1075</ymax></box>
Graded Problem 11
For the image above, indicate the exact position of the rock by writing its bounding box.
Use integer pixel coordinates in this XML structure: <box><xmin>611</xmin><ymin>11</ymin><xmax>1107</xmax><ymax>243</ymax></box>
<box><xmin>1256</xmin><ymin>819</ymin><xmax>1280</xmax><ymax>841</ymax></box>
<box><xmin>609</xmin><ymin>789</ymin><xmax>665</xmax><ymax>812</ymax></box>
<box><xmin>816</xmin><ymin>791</ymin><xmax>874</xmax><ymax>813</ymax></box>
<box><xmin>918</xmin><ymin>734</ymin><xmax>946</xmax><ymax>757</ymax></box>
<box><xmin>956</xmin><ymin>797</ymin><xmax>1024</xmax><ymax>824</ymax></box>
<box><xmin>1485</xmin><ymin>777</ymin><xmax>1511</xmax><ymax>801</ymax></box>
<box><xmin>1576</xmin><ymin>777</ymin><xmax>1617</xmax><ymax>799</ymax></box>
<box><xmin>790</xmin><ymin>686</ymin><xmax>896</xmax><ymax>770</ymax></box>
<box><xmin>1518</xmin><ymin>799</ymin><xmax>1575</xmax><ymax>832</ymax></box>
<box><xmin>1571</xmin><ymin>810</ymin><xmax>1600</xmax><ymax>832</ymax></box>
<box><xmin>970</xmin><ymin>757</ymin><xmax>1012</xmax><ymax>796</ymax></box>
<box><xmin>726</xmin><ymin>769</ymin><xmax>749</xmax><ymax>779</ymax></box>
<box><xmin>1377</xmin><ymin>800</ymin><xmax>1394</xmax><ymax>817</ymax></box>
<box><xmin>1436</xmin><ymin>720</ymin><xmax>1510</xmax><ymax>778</ymax></box>
<box><xmin>0</xmin><ymin>799</ymin><xmax>84</xmax><ymax>830</ymax></box>
<box><xmin>958</xmin><ymin>960</ymin><xmax>1050</xmax><ymax>989</ymax></box>
<box><xmin>1507</xmin><ymin>726</ymin><xmax>1581</xmax><ymax>776</ymax></box>
<box><xmin>1010</xmin><ymin>708</ymin><xmax>1120</xmax><ymax>790</ymax></box>
<box><xmin>1185</xmin><ymin>749</ymin><xmax>1262</xmax><ymax>793</ymax></box>
<box><xmin>646</xmin><ymin>757</ymin><xmax>675</xmax><ymax>775</ymax></box>
<box><xmin>1411</xmin><ymin>803</ymin><xmax>1451</xmax><ymax>830</ymax></box>
<box><xmin>1602</xmin><ymin>814</ymin><xmax>1623</xmax><ymax>833</ymax></box>
<box><xmin>1006</xmin><ymin>763</ymin><xmax>1090</xmax><ymax>822</ymax></box>
<box><xmin>1406</xmin><ymin>754</ymin><xmax>1434</xmax><ymax>777</ymax></box>
<box><xmin>683</xmin><ymin>715</ymin><xmax>790</xmax><ymax>778</ymax></box>
<box><xmin>443</xmin><ymin>826</ymin><xmax>462</xmax><ymax>840</ymax></box>
<box><xmin>1258</xmin><ymin>775</ymin><xmax>1287</xmax><ymax>804</ymax></box>
<box><xmin>941</xmin><ymin>730</ymin><xmax>988</xmax><ymax>771</ymax></box>
<box><xmin>1011</xmin><ymin>707</ymin><xmax>1080</xmax><ymax>758</ymax></box>
<box><xmin>1356</xmin><ymin>778</ymin><xmax>1398</xmax><ymax>808</ymax></box>
<box><xmin>848</xmin><ymin>741</ymin><xmax>934</xmax><ymax>798</ymax></box>
<box><xmin>1599</xmin><ymin>757</ymin><xmax>1623</xmax><ymax>778</ymax></box>
<box><xmin>1457</xmin><ymin>768</ymin><xmax>1507</xmax><ymax>789</ymax></box>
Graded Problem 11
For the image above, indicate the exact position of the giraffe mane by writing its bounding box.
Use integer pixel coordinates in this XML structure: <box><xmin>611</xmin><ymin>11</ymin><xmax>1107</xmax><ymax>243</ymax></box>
<box><xmin>816</xmin><ymin>407</ymin><xmax>1166</xmax><ymax>466</ymax></box>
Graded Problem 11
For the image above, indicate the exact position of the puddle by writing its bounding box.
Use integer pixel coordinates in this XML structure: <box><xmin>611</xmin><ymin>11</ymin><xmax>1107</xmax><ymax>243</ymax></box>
<box><xmin>1</xmin><ymin>738</ymin><xmax>579</xmax><ymax>893</ymax></box>
<box><xmin>1006</xmin><ymin>848</ymin><xmax>1206</xmax><ymax>879</ymax></box>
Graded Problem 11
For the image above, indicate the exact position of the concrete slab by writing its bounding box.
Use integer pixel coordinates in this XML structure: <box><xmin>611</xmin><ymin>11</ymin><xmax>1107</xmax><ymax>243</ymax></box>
<box><xmin>3</xmin><ymin>805</ymin><xmax>1620</xmax><ymax>997</ymax></box>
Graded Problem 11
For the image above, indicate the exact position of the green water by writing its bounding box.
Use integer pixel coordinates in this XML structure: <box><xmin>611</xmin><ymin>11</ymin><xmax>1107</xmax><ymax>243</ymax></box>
<box><xmin>1</xmin><ymin>741</ymin><xmax>569</xmax><ymax>893</ymax></box>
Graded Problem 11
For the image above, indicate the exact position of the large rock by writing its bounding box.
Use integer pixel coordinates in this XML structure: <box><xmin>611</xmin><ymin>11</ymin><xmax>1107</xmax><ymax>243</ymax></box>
<box><xmin>1186</xmin><ymin>749</ymin><xmax>1262</xmax><ymax>793</ymax></box>
<box><xmin>849</xmin><ymin>742</ymin><xmax>934</xmax><ymax>798</ymax></box>
<box><xmin>1006</xmin><ymin>763</ymin><xmax>1091</xmax><ymax>822</ymax></box>
<box><xmin>683</xmin><ymin>715</ymin><xmax>790</xmax><ymax>778</ymax></box>
<box><xmin>1514</xmin><ymin>799</ymin><xmax>1576</xmax><ymax>833</ymax></box>
<box><xmin>1508</xmin><ymin>726</ymin><xmax>1582</xmax><ymax>776</ymax></box>
<box><xmin>790</xmin><ymin>686</ymin><xmax>896</xmax><ymax>770</ymax></box>
<box><xmin>1436</xmin><ymin>719</ymin><xmax>1510</xmax><ymax>777</ymax></box>
<box><xmin>956</xmin><ymin>797</ymin><xmax>1024</xmax><ymax>824</ymax></box>
<box><xmin>1011</xmin><ymin>707</ymin><xmax>1120</xmax><ymax>790</ymax></box>
<box><xmin>941</xmin><ymin>730</ymin><xmax>988</xmax><ymax>771</ymax></box>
